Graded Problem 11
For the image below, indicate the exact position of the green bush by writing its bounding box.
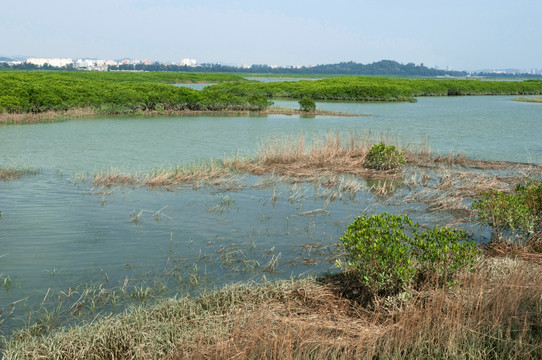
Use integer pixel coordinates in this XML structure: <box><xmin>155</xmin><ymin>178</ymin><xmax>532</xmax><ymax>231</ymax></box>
<box><xmin>473</xmin><ymin>179</ymin><xmax>542</xmax><ymax>244</ymax></box>
<box><xmin>515</xmin><ymin>179</ymin><xmax>542</xmax><ymax>219</ymax></box>
<box><xmin>337</xmin><ymin>213</ymin><xmax>479</xmax><ymax>296</ymax></box>
<box><xmin>247</xmin><ymin>94</ymin><xmax>273</xmax><ymax>111</ymax></box>
<box><xmin>298</xmin><ymin>96</ymin><xmax>316</xmax><ymax>112</ymax></box>
<box><xmin>364</xmin><ymin>143</ymin><xmax>406</xmax><ymax>170</ymax></box>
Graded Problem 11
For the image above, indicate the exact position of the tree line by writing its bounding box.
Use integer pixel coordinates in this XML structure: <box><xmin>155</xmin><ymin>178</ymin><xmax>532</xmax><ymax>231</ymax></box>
<box><xmin>0</xmin><ymin>71</ymin><xmax>268</xmax><ymax>114</ymax></box>
<box><xmin>207</xmin><ymin>76</ymin><xmax>542</xmax><ymax>102</ymax></box>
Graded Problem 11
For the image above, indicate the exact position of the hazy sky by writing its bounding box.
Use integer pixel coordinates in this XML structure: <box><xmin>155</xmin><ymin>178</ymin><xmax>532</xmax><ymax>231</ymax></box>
<box><xmin>2</xmin><ymin>0</ymin><xmax>541</xmax><ymax>70</ymax></box>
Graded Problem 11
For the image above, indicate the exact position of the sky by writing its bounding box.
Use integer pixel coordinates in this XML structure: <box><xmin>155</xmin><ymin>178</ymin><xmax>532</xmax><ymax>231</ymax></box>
<box><xmin>1</xmin><ymin>0</ymin><xmax>541</xmax><ymax>71</ymax></box>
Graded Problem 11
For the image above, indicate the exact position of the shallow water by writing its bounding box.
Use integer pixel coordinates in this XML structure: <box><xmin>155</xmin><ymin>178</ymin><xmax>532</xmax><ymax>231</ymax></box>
<box><xmin>0</xmin><ymin>95</ymin><xmax>540</xmax><ymax>335</ymax></box>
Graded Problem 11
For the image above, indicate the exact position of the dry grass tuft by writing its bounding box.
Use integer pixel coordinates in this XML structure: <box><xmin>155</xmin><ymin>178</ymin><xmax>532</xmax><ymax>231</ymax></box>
<box><xmin>230</xmin><ymin>131</ymin><xmax>416</xmax><ymax>180</ymax></box>
<box><xmin>0</xmin><ymin>167</ymin><xmax>39</xmax><ymax>181</ymax></box>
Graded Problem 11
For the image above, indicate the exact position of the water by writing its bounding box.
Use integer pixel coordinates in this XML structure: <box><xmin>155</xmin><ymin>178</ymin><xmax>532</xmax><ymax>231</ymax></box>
<box><xmin>0</xmin><ymin>95</ymin><xmax>540</xmax><ymax>335</ymax></box>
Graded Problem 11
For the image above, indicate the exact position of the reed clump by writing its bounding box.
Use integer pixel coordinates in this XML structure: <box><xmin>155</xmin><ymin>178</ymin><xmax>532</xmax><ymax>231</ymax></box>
<box><xmin>0</xmin><ymin>167</ymin><xmax>39</xmax><ymax>181</ymax></box>
<box><xmin>230</xmin><ymin>131</ymin><xmax>419</xmax><ymax>180</ymax></box>
<box><xmin>91</xmin><ymin>132</ymin><xmax>423</xmax><ymax>189</ymax></box>
<box><xmin>4</xmin><ymin>257</ymin><xmax>542</xmax><ymax>359</ymax></box>
<box><xmin>92</xmin><ymin>162</ymin><xmax>236</xmax><ymax>189</ymax></box>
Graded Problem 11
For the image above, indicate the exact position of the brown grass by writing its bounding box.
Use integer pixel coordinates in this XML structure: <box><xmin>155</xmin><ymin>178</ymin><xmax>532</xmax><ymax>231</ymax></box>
<box><xmin>514</xmin><ymin>96</ymin><xmax>542</xmax><ymax>103</ymax></box>
<box><xmin>399</xmin><ymin>161</ymin><xmax>542</xmax><ymax>221</ymax></box>
<box><xmin>0</xmin><ymin>108</ymin><xmax>97</xmax><ymax>124</ymax></box>
<box><xmin>0</xmin><ymin>107</ymin><xmax>358</xmax><ymax>125</ymax></box>
<box><xmin>5</xmin><ymin>257</ymin><xmax>542</xmax><ymax>359</ymax></box>
<box><xmin>92</xmin><ymin>132</ymin><xmax>418</xmax><ymax>189</ymax></box>
<box><xmin>0</xmin><ymin>167</ymin><xmax>38</xmax><ymax>181</ymax></box>
<box><xmin>262</xmin><ymin>107</ymin><xmax>361</xmax><ymax>117</ymax></box>
<box><xmin>229</xmin><ymin>131</ymin><xmax>421</xmax><ymax>180</ymax></box>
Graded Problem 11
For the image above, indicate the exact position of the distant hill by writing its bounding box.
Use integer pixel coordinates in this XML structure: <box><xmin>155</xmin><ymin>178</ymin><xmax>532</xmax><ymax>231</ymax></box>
<box><xmin>296</xmin><ymin>60</ymin><xmax>468</xmax><ymax>77</ymax></box>
<box><xmin>110</xmin><ymin>60</ymin><xmax>468</xmax><ymax>77</ymax></box>
<box><xmin>201</xmin><ymin>60</ymin><xmax>468</xmax><ymax>76</ymax></box>
<box><xmin>0</xmin><ymin>57</ymin><xmax>13</xmax><ymax>62</ymax></box>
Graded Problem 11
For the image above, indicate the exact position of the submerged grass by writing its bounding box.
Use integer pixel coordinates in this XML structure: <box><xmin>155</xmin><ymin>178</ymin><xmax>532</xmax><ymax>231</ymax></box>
<box><xmin>0</xmin><ymin>167</ymin><xmax>39</xmax><ymax>181</ymax></box>
<box><xmin>89</xmin><ymin>132</ymin><xmax>541</xmax><ymax>223</ymax></box>
<box><xmin>4</xmin><ymin>257</ymin><xmax>542</xmax><ymax>359</ymax></box>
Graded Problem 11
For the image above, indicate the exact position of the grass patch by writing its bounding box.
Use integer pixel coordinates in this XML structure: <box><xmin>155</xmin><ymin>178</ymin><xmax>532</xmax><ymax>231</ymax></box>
<box><xmin>0</xmin><ymin>167</ymin><xmax>39</xmax><ymax>181</ymax></box>
<box><xmin>4</xmin><ymin>257</ymin><xmax>542</xmax><ymax>359</ymax></box>
<box><xmin>513</xmin><ymin>96</ymin><xmax>542</xmax><ymax>103</ymax></box>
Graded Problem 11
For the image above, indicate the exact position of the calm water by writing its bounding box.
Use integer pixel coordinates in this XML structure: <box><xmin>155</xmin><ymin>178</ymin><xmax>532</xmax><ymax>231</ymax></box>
<box><xmin>0</xmin><ymin>96</ymin><xmax>540</xmax><ymax>334</ymax></box>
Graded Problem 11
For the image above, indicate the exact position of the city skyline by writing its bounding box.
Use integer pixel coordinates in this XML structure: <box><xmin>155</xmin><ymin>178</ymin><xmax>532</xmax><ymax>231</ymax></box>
<box><xmin>1</xmin><ymin>0</ymin><xmax>541</xmax><ymax>71</ymax></box>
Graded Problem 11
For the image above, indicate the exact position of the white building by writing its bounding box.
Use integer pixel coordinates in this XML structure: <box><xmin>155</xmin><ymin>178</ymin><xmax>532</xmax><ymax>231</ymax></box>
<box><xmin>27</xmin><ymin>58</ymin><xmax>73</xmax><ymax>67</ymax></box>
<box><xmin>181</xmin><ymin>58</ymin><xmax>197</xmax><ymax>66</ymax></box>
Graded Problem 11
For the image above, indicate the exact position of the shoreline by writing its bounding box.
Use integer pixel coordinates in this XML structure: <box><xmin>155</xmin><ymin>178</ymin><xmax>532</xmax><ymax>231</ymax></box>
<box><xmin>0</xmin><ymin>107</ymin><xmax>360</xmax><ymax>125</ymax></box>
<box><xmin>5</xmin><ymin>256</ymin><xmax>542</xmax><ymax>359</ymax></box>
<box><xmin>513</xmin><ymin>96</ymin><xmax>542</xmax><ymax>103</ymax></box>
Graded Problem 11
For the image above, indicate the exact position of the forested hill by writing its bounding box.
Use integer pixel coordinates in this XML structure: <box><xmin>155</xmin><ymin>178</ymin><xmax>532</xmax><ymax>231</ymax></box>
<box><xmin>303</xmin><ymin>60</ymin><xmax>467</xmax><ymax>76</ymax></box>
<box><xmin>107</xmin><ymin>60</ymin><xmax>467</xmax><ymax>77</ymax></box>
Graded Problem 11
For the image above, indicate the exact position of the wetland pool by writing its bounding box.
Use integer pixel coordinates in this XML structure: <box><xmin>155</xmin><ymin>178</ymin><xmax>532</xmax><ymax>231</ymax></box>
<box><xmin>0</xmin><ymin>95</ymin><xmax>540</xmax><ymax>335</ymax></box>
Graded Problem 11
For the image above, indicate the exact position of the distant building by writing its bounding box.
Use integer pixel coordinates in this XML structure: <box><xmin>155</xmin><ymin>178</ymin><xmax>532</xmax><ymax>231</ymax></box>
<box><xmin>27</xmin><ymin>58</ymin><xmax>73</xmax><ymax>67</ymax></box>
<box><xmin>74</xmin><ymin>59</ymin><xmax>112</xmax><ymax>71</ymax></box>
<box><xmin>180</xmin><ymin>58</ymin><xmax>197</xmax><ymax>67</ymax></box>
<box><xmin>144</xmin><ymin>59</ymin><xmax>152</xmax><ymax>65</ymax></box>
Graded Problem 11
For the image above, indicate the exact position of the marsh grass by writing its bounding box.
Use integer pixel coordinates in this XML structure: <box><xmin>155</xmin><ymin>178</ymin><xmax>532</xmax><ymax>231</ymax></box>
<box><xmin>5</xmin><ymin>258</ymin><xmax>542</xmax><ymax>360</ymax></box>
<box><xmin>92</xmin><ymin>131</ymin><xmax>536</xmax><ymax>193</ymax></box>
<box><xmin>513</xmin><ymin>96</ymin><xmax>542</xmax><ymax>103</ymax></box>
<box><xmin>0</xmin><ymin>108</ymin><xmax>97</xmax><ymax>125</ymax></box>
<box><xmin>397</xmin><ymin>163</ymin><xmax>542</xmax><ymax>224</ymax></box>
<box><xmin>91</xmin><ymin>132</ymin><xmax>428</xmax><ymax>190</ymax></box>
<box><xmin>86</xmin><ymin>132</ymin><xmax>542</xmax><ymax>230</ymax></box>
<box><xmin>0</xmin><ymin>167</ymin><xmax>39</xmax><ymax>181</ymax></box>
<box><xmin>0</xmin><ymin>106</ymin><xmax>357</xmax><ymax>125</ymax></box>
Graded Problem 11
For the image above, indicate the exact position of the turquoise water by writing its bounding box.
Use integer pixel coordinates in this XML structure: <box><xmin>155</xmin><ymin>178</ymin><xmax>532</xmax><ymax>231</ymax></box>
<box><xmin>0</xmin><ymin>95</ymin><xmax>540</xmax><ymax>335</ymax></box>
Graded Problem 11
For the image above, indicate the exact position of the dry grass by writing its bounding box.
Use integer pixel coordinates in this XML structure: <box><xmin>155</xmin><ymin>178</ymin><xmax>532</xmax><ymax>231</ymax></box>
<box><xmin>91</xmin><ymin>132</ymin><xmax>420</xmax><ymax>189</ymax></box>
<box><xmin>262</xmin><ymin>107</ymin><xmax>361</xmax><ymax>117</ymax></box>
<box><xmin>398</xmin><ymin>162</ymin><xmax>542</xmax><ymax>221</ymax></box>
<box><xmin>514</xmin><ymin>96</ymin><xmax>542</xmax><ymax>103</ymax></box>
<box><xmin>225</xmin><ymin>131</ymin><xmax>426</xmax><ymax>181</ymax></box>
<box><xmin>92</xmin><ymin>162</ymin><xmax>237</xmax><ymax>189</ymax></box>
<box><xmin>0</xmin><ymin>107</ymin><xmax>358</xmax><ymax>125</ymax></box>
<box><xmin>4</xmin><ymin>257</ymin><xmax>542</xmax><ymax>360</ymax></box>
<box><xmin>88</xmin><ymin>132</ymin><xmax>542</xmax><ymax>229</ymax></box>
<box><xmin>0</xmin><ymin>167</ymin><xmax>39</xmax><ymax>181</ymax></box>
<box><xmin>0</xmin><ymin>108</ymin><xmax>97</xmax><ymax>124</ymax></box>
<box><xmin>92</xmin><ymin>131</ymin><xmax>542</xmax><ymax>191</ymax></box>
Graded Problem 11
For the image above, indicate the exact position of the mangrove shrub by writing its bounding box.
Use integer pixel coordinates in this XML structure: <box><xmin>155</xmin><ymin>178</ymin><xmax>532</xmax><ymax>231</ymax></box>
<box><xmin>0</xmin><ymin>71</ymin><xmax>262</xmax><ymax>115</ymax></box>
<box><xmin>337</xmin><ymin>213</ymin><xmax>478</xmax><ymax>296</ymax></box>
<box><xmin>473</xmin><ymin>179</ymin><xmax>542</xmax><ymax>244</ymax></box>
<box><xmin>364</xmin><ymin>143</ymin><xmax>406</xmax><ymax>170</ymax></box>
<box><xmin>298</xmin><ymin>97</ymin><xmax>316</xmax><ymax>112</ymax></box>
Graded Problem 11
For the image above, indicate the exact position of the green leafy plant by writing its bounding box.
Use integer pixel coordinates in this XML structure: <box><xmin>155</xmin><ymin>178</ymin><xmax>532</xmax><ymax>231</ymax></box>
<box><xmin>364</xmin><ymin>143</ymin><xmax>406</xmax><ymax>170</ymax></box>
<box><xmin>473</xmin><ymin>179</ymin><xmax>542</xmax><ymax>244</ymax></box>
<box><xmin>337</xmin><ymin>213</ymin><xmax>478</xmax><ymax>296</ymax></box>
<box><xmin>515</xmin><ymin>179</ymin><xmax>542</xmax><ymax>219</ymax></box>
<box><xmin>298</xmin><ymin>97</ymin><xmax>316</xmax><ymax>112</ymax></box>
<box><xmin>411</xmin><ymin>226</ymin><xmax>478</xmax><ymax>285</ymax></box>
<box><xmin>247</xmin><ymin>94</ymin><xmax>273</xmax><ymax>111</ymax></box>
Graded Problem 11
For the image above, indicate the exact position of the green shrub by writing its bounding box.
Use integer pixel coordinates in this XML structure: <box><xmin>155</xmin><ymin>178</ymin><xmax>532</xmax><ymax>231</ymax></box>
<box><xmin>364</xmin><ymin>143</ymin><xmax>406</xmax><ymax>170</ymax></box>
<box><xmin>473</xmin><ymin>179</ymin><xmax>542</xmax><ymax>244</ymax></box>
<box><xmin>247</xmin><ymin>94</ymin><xmax>273</xmax><ymax>111</ymax></box>
<box><xmin>337</xmin><ymin>213</ymin><xmax>479</xmax><ymax>296</ymax></box>
<box><xmin>411</xmin><ymin>226</ymin><xmax>478</xmax><ymax>285</ymax></box>
<box><xmin>515</xmin><ymin>179</ymin><xmax>542</xmax><ymax>219</ymax></box>
<box><xmin>298</xmin><ymin>96</ymin><xmax>316</xmax><ymax>112</ymax></box>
